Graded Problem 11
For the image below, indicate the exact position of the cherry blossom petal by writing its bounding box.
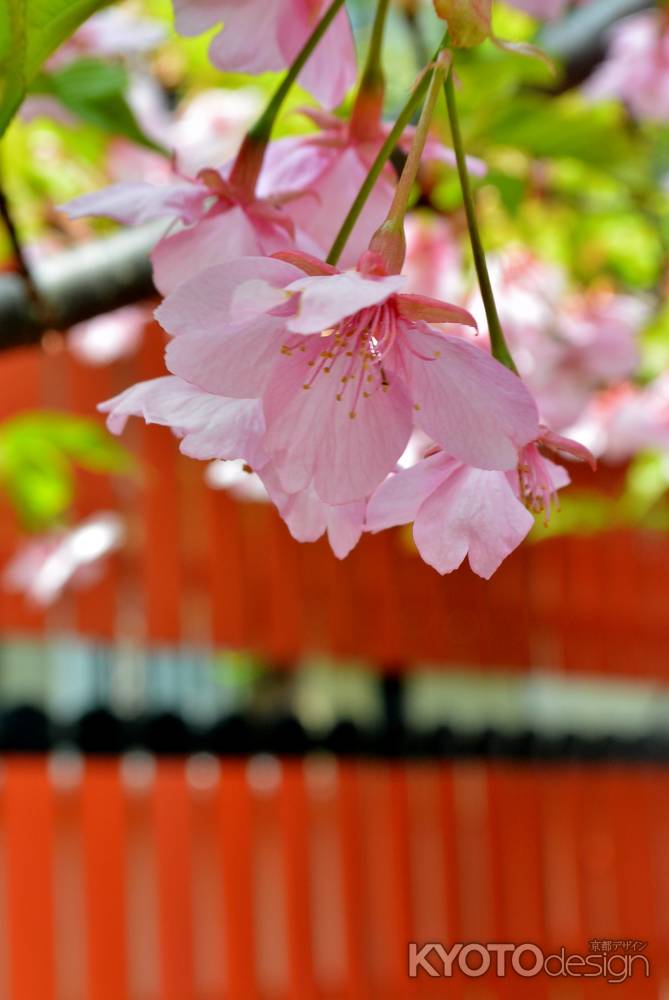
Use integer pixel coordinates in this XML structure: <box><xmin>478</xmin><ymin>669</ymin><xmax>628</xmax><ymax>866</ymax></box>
<box><xmin>413</xmin><ymin>466</ymin><xmax>534</xmax><ymax>579</ymax></box>
<box><xmin>165</xmin><ymin>313</ymin><xmax>285</xmax><ymax>399</ymax></box>
<box><xmin>326</xmin><ymin>501</ymin><xmax>366</xmax><ymax>558</ymax></box>
<box><xmin>273</xmin><ymin>145</ymin><xmax>395</xmax><ymax>268</ymax></box>
<box><xmin>150</xmin><ymin>205</ymin><xmax>268</xmax><ymax>294</ymax></box>
<box><xmin>395</xmin><ymin>324</ymin><xmax>539</xmax><ymax>470</ymax></box>
<box><xmin>287</xmin><ymin>271</ymin><xmax>406</xmax><ymax>334</ymax></box>
<box><xmin>155</xmin><ymin>256</ymin><xmax>302</xmax><ymax>337</ymax></box>
<box><xmin>61</xmin><ymin>181</ymin><xmax>209</xmax><ymax>226</ymax></box>
<box><xmin>176</xmin><ymin>0</ymin><xmax>356</xmax><ymax>109</ymax></box>
<box><xmin>99</xmin><ymin>375</ymin><xmax>267</xmax><ymax>467</ymax></box>
<box><xmin>366</xmin><ymin>453</ymin><xmax>458</xmax><ymax>532</ymax></box>
<box><xmin>296</xmin><ymin>4</ymin><xmax>357</xmax><ymax>109</ymax></box>
<box><xmin>263</xmin><ymin>338</ymin><xmax>414</xmax><ymax>504</ymax></box>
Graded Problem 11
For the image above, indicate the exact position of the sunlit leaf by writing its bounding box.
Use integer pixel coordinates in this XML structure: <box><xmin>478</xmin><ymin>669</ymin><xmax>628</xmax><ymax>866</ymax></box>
<box><xmin>0</xmin><ymin>0</ymin><xmax>113</xmax><ymax>136</ymax></box>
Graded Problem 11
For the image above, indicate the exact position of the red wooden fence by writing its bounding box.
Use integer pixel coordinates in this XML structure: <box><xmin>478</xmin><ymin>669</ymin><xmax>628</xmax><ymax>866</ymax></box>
<box><xmin>0</xmin><ymin>755</ymin><xmax>663</xmax><ymax>999</ymax></box>
<box><xmin>0</xmin><ymin>330</ymin><xmax>665</xmax><ymax>679</ymax></box>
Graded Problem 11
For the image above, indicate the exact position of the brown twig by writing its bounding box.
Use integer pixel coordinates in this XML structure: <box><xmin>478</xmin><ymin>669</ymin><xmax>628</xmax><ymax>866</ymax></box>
<box><xmin>0</xmin><ymin>178</ymin><xmax>41</xmax><ymax>306</ymax></box>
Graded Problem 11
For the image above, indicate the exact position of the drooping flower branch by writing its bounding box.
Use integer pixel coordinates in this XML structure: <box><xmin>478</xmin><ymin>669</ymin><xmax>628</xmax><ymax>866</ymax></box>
<box><xmin>58</xmin><ymin>0</ymin><xmax>603</xmax><ymax>580</ymax></box>
<box><xmin>327</xmin><ymin>30</ymin><xmax>451</xmax><ymax>266</ymax></box>
<box><xmin>230</xmin><ymin>0</ymin><xmax>349</xmax><ymax>196</ymax></box>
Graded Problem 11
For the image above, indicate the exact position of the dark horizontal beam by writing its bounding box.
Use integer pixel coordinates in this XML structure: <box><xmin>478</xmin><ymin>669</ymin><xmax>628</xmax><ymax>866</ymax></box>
<box><xmin>0</xmin><ymin>224</ymin><xmax>158</xmax><ymax>350</ymax></box>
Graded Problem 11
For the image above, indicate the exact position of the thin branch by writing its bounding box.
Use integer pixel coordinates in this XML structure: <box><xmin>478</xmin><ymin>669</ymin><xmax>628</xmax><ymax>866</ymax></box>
<box><xmin>0</xmin><ymin>179</ymin><xmax>40</xmax><ymax>305</ymax></box>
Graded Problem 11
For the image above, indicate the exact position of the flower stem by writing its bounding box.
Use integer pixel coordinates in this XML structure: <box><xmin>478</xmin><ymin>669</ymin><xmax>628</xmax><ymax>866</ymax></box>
<box><xmin>368</xmin><ymin>52</ymin><xmax>449</xmax><ymax>272</ymax></box>
<box><xmin>350</xmin><ymin>0</ymin><xmax>391</xmax><ymax>138</ymax></box>
<box><xmin>248</xmin><ymin>0</ymin><xmax>347</xmax><ymax>144</ymax></box>
<box><xmin>230</xmin><ymin>0</ymin><xmax>347</xmax><ymax>193</ymax></box>
<box><xmin>360</xmin><ymin>0</ymin><xmax>391</xmax><ymax>91</ymax></box>
<box><xmin>327</xmin><ymin>32</ymin><xmax>449</xmax><ymax>267</ymax></box>
<box><xmin>385</xmin><ymin>55</ymin><xmax>447</xmax><ymax>230</ymax></box>
<box><xmin>442</xmin><ymin>64</ymin><xmax>517</xmax><ymax>372</ymax></box>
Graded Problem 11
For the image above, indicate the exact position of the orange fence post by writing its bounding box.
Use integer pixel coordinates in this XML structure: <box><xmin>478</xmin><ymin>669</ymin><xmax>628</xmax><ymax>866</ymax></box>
<box><xmin>152</xmin><ymin>760</ymin><xmax>196</xmax><ymax>1000</ymax></box>
<box><xmin>81</xmin><ymin>759</ymin><xmax>130</xmax><ymax>1000</ymax></box>
<box><xmin>4</xmin><ymin>757</ymin><xmax>57</xmax><ymax>1000</ymax></box>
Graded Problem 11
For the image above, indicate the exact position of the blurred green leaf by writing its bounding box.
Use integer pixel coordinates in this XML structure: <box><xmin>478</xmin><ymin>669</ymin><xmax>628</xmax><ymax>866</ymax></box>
<box><xmin>31</xmin><ymin>59</ymin><xmax>167</xmax><ymax>152</ymax></box>
<box><xmin>0</xmin><ymin>0</ymin><xmax>113</xmax><ymax>136</ymax></box>
<box><xmin>0</xmin><ymin>413</ymin><xmax>133</xmax><ymax>529</ymax></box>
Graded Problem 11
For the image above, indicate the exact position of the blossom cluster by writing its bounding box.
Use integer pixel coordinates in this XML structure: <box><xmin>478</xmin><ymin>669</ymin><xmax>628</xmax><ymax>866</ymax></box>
<box><xmin>59</xmin><ymin>0</ymin><xmax>610</xmax><ymax>580</ymax></box>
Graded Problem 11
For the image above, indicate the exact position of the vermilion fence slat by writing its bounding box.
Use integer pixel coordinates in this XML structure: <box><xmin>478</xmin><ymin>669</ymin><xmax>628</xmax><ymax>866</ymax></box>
<box><xmin>217</xmin><ymin>760</ymin><xmax>258</xmax><ymax>999</ymax></box>
<box><xmin>278</xmin><ymin>762</ymin><xmax>316</xmax><ymax>999</ymax></box>
<box><xmin>82</xmin><ymin>760</ymin><xmax>130</xmax><ymax>1000</ymax></box>
<box><xmin>153</xmin><ymin>761</ymin><xmax>196</xmax><ymax>1000</ymax></box>
<box><xmin>4</xmin><ymin>757</ymin><xmax>56</xmax><ymax>1000</ymax></box>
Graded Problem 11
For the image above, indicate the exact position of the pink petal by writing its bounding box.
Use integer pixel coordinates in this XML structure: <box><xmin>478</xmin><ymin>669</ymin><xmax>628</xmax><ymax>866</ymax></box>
<box><xmin>296</xmin><ymin>4</ymin><xmax>357</xmax><ymax>109</ymax></box>
<box><xmin>263</xmin><ymin>337</ymin><xmax>414</xmax><ymax>505</ymax></box>
<box><xmin>98</xmin><ymin>375</ymin><xmax>267</xmax><ymax>467</ymax></box>
<box><xmin>61</xmin><ymin>181</ymin><xmax>208</xmax><ymax>226</ymax></box>
<box><xmin>414</xmin><ymin>466</ymin><xmax>534</xmax><ymax>579</ymax></box>
<box><xmin>259</xmin><ymin>136</ymin><xmax>338</xmax><ymax>198</ymax></box>
<box><xmin>155</xmin><ymin>256</ymin><xmax>302</xmax><ymax>337</ymax></box>
<box><xmin>366</xmin><ymin>452</ymin><xmax>457</xmax><ymax>532</ymax></box>
<box><xmin>326</xmin><ymin>501</ymin><xmax>365</xmax><ymax>559</ymax></box>
<box><xmin>397</xmin><ymin>293</ymin><xmax>477</xmax><ymax>328</ymax></box>
<box><xmin>207</xmin><ymin>0</ymin><xmax>285</xmax><ymax>74</ymax></box>
<box><xmin>173</xmin><ymin>0</ymin><xmax>355</xmax><ymax>108</ymax></box>
<box><xmin>394</xmin><ymin>324</ymin><xmax>539</xmax><ymax>470</ymax></box>
<box><xmin>287</xmin><ymin>271</ymin><xmax>405</xmax><ymax>334</ymax></box>
<box><xmin>165</xmin><ymin>314</ymin><xmax>286</xmax><ymax>399</ymax></box>
<box><xmin>151</xmin><ymin>205</ymin><xmax>265</xmax><ymax>295</ymax></box>
<box><xmin>271</xmin><ymin>145</ymin><xmax>395</xmax><ymax>269</ymax></box>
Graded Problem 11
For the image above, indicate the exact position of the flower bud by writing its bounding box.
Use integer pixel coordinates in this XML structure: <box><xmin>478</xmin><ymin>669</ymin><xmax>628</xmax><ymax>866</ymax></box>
<box><xmin>432</xmin><ymin>0</ymin><xmax>492</xmax><ymax>47</ymax></box>
<box><xmin>368</xmin><ymin>220</ymin><xmax>407</xmax><ymax>275</ymax></box>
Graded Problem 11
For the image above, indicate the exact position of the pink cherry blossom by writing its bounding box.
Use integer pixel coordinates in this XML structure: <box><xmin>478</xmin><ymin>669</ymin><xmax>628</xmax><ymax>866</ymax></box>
<box><xmin>156</xmin><ymin>250</ymin><xmax>539</xmax><ymax>505</ymax></box>
<box><xmin>584</xmin><ymin>10</ymin><xmax>669</xmax><ymax>121</ymax></box>
<box><xmin>101</xmin><ymin>371</ymin><xmax>364</xmax><ymax>557</ymax></box>
<box><xmin>68</xmin><ymin>304</ymin><xmax>152</xmax><ymax>365</ymax></box>
<box><xmin>99</xmin><ymin>374</ymin><xmax>268</xmax><ymax>469</ymax></box>
<box><xmin>172</xmin><ymin>0</ymin><xmax>356</xmax><ymax>109</ymax></box>
<box><xmin>206</xmin><ymin>457</ymin><xmax>364</xmax><ymax>558</ymax></box>
<box><xmin>458</xmin><ymin>250</ymin><xmax>645</xmax><ymax>431</ymax></box>
<box><xmin>260</xmin><ymin>107</ymin><xmax>485</xmax><ymax>267</ymax></box>
<box><xmin>567</xmin><ymin>378</ymin><xmax>669</xmax><ymax>464</ymax></box>
<box><xmin>367</xmin><ymin>429</ymin><xmax>590</xmax><ymax>578</ymax></box>
<box><xmin>62</xmin><ymin>165</ymin><xmax>316</xmax><ymax>294</ymax></box>
<box><xmin>259</xmin><ymin>464</ymin><xmax>365</xmax><ymax>558</ymax></box>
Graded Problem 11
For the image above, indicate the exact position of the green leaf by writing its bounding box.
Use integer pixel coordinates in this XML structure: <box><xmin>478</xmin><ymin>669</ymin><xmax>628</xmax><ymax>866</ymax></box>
<box><xmin>32</xmin><ymin>58</ymin><xmax>166</xmax><ymax>151</ymax></box>
<box><xmin>0</xmin><ymin>0</ymin><xmax>113</xmax><ymax>137</ymax></box>
<box><xmin>0</xmin><ymin>412</ymin><xmax>133</xmax><ymax>530</ymax></box>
